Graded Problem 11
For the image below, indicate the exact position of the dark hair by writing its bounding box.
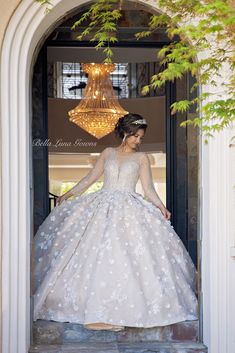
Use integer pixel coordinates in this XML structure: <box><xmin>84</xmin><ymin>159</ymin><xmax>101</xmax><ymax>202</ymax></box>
<box><xmin>114</xmin><ymin>113</ymin><xmax>148</xmax><ymax>140</ymax></box>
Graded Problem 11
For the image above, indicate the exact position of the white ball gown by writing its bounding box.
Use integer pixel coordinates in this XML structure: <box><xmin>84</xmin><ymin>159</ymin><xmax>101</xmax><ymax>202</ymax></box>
<box><xmin>33</xmin><ymin>146</ymin><xmax>198</xmax><ymax>329</ymax></box>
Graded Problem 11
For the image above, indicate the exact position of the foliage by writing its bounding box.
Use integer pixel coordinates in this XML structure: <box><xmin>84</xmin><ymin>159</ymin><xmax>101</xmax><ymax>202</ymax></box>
<box><xmin>36</xmin><ymin>0</ymin><xmax>52</xmax><ymax>13</ymax></box>
<box><xmin>37</xmin><ymin>0</ymin><xmax>235</xmax><ymax>142</ymax></box>
<box><xmin>71</xmin><ymin>0</ymin><xmax>121</xmax><ymax>63</ymax></box>
<box><xmin>139</xmin><ymin>0</ymin><xmax>235</xmax><ymax>141</ymax></box>
<box><xmin>36</xmin><ymin>0</ymin><xmax>51</xmax><ymax>3</ymax></box>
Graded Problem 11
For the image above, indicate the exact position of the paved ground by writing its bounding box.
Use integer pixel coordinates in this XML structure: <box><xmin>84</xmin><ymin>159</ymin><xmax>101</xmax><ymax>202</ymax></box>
<box><xmin>29</xmin><ymin>341</ymin><xmax>208</xmax><ymax>353</ymax></box>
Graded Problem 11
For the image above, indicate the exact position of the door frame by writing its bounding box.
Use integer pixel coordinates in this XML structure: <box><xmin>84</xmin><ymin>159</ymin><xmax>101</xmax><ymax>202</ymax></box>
<box><xmin>41</xmin><ymin>40</ymin><xmax>194</xmax><ymax>256</ymax></box>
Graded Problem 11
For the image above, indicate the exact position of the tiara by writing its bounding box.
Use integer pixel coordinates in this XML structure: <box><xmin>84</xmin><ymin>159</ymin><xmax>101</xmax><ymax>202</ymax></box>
<box><xmin>131</xmin><ymin>118</ymin><xmax>147</xmax><ymax>125</ymax></box>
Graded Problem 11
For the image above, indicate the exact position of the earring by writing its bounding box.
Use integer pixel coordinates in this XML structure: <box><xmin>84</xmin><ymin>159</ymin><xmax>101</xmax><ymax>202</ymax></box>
<box><xmin>122</xmin><ymin>134</ymin><xmax>127</xmax><ymax>144</ymax></box>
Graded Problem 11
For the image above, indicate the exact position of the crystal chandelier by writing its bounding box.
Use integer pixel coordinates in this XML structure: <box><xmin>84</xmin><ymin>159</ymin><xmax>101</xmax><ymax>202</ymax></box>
<box><xmin>68</xmin><ymin>63</ymin><xmax>128</xmax><ymax>139</ymax></box>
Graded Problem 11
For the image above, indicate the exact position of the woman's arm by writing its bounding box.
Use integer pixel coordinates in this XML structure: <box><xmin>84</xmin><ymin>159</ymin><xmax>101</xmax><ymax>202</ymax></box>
<box><xmin>56</xmin><ymin>147</ymin><xmax>110</xmax><ymax>205</ymax></box>
<box><xmin>139</xmin><ymin>152</ymin><xmax>171</xmax><ymax>220</ymax></box>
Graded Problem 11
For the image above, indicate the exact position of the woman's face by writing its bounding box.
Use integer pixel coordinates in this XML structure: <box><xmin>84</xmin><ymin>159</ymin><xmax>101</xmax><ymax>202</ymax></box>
<box><xmin>126</xmin><ymin>128</ymin><xmax>145</xmax><ymax>149</ymax></box>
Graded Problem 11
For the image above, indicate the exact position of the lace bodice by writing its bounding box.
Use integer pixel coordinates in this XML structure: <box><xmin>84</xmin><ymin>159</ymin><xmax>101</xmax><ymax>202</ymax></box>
<box><xmin>69</xmin><ymin>147</ymin><xmax>163</xmax><ymax>208</ymax></box>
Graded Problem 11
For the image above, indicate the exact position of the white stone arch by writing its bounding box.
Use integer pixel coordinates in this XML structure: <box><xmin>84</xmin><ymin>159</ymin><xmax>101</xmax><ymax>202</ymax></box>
<box><xmin>0</xmin><ymin>1</ymin><xmax>232</xmax><ymax>352</ymax></box>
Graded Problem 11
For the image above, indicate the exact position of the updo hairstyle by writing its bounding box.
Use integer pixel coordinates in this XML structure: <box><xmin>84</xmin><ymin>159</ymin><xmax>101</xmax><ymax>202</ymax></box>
<box><xmin>114</xmin><ymin>113</ymin><xmax>148</xmax><ymax>140</ymax></box>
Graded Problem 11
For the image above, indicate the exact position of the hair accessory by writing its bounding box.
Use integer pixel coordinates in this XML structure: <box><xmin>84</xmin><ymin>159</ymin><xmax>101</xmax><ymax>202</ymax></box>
<box><xmin>131</xmin><ymin>118</ymin><xmax>147</xmax><ymax>125</ymax></box>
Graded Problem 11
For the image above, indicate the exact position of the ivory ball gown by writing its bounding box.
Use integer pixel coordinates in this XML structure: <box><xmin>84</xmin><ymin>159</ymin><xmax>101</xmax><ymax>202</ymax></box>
<box><xmin>33</xmin><ymin>147</ymin><xmax>198</xmax><ymax>329</ymax></box>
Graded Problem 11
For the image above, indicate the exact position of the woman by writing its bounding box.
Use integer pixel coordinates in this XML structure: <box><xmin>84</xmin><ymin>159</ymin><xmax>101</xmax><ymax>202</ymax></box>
<box><xmin>33</xmin><ymin>113</ymin><xmax>198</xmax><ymax>332</ymax></box>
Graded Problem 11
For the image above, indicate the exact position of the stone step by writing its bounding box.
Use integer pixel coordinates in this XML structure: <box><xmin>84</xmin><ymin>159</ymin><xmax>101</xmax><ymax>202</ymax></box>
<box><xmin>29</xmin><ymin>341</ymin><xmax>208</xmax><ymax>353</ymax></box>
<box><xmin>33</xmin><ymin>320</ymin><xmax>199</xmax><ymax>345</ymax></box>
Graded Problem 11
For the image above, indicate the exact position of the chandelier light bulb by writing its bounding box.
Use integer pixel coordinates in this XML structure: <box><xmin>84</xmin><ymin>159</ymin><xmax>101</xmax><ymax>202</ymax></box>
<box><xmin>68</xmin><ymin>63</ymin><xmax>128</xmax><ymax>139</ymax></box>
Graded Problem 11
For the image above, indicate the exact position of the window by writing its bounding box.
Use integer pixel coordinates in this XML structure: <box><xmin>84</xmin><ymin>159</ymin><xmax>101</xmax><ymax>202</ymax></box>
<box><xmin>48</xmin><ymin>61</ymin><xmax>165</xmax><ymax>99</ymax></box>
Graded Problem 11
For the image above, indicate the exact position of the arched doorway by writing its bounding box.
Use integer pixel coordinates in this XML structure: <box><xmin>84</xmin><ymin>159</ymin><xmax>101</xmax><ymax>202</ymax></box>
<box><xmin>31</xmin><ymin>5</ymin><xmax>202</xmax><ymax>348</ymax></box>
<box><xmin>33</xmin><ymin>3</ymin><xmax>199</xmax><ymax>266</ymax></box>
<box><xmin>1</xmin><ymin>1</ymin><xmax>230</xmax><ymax>352</ymax></box>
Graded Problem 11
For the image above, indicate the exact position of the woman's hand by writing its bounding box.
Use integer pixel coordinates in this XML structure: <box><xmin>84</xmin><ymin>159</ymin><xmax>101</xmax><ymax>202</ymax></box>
<box><xmin>56</xmin><ymin>194</ymin><xmax>69</xmax><ymax>207</ymax></box>
<box><xmin>159</xmin><ymin>205</ymin><xmax>171</xmax><ymax>220</ymax></box>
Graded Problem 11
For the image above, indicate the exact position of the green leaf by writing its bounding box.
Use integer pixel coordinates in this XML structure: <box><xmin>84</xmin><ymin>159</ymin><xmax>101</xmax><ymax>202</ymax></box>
<box><xmin>141</xmin><ymin>85</ymin><xmax>150</xmax><ymax>95</ymax></box>
<box><xmin>36</xmin><ymin>0</ymin><xmax>235</xmax><ymax>141</ymax></box>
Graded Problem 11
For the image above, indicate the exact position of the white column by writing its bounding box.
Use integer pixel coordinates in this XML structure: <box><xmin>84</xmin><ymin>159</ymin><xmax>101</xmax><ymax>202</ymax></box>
<box><xmin>201</xmin><ymin>116</ymin><xmax>235</xmax><ymax>353</ymax></box>
<box><xmin>228</xmin><ymin>124</ymin><xmax>235</xmax><ymax>352</ymax></box>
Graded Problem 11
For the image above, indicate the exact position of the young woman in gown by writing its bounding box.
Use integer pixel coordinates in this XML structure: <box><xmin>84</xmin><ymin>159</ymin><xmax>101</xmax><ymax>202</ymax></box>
<box><xmin>32</xmin><ymin>113</ymin><xmax>198</xmax><ymax>332</ymax></box>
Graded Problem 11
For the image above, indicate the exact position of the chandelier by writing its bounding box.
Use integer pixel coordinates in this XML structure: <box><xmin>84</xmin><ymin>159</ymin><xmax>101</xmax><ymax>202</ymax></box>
<box><xmin>68</xmin><ymin>63</ymin><xmax>128</xmax><ymax>139</ymax></box>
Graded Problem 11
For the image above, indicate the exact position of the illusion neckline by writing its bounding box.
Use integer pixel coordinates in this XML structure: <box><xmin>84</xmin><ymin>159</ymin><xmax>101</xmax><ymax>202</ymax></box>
<box><xmin>114</xmin><ymin>147</ymin><xmax>138</xmax><ymax>155</ymax></box>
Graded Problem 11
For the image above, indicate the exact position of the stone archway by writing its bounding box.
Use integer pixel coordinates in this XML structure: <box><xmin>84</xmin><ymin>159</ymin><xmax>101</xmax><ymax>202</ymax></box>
<box><xmin>0</xmin><ymin>1</ymin><xmax>232</xmax><ymax>352</ymax></box>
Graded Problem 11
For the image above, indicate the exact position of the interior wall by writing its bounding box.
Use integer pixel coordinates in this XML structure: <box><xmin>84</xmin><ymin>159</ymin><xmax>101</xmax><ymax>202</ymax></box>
<box><xmin>47</xmin><ymin>96</ymin><xmax>166</xmax><ymax>153</ymax></box>
<box><xmin>48</xmin><ymin>163</ymin><xmax>166</xmax><ymax>181</ymax></box>
<box><xmin>47</xmin><ymin>47</ymin><xmax>161</xmax><ymax>63</ymax></box>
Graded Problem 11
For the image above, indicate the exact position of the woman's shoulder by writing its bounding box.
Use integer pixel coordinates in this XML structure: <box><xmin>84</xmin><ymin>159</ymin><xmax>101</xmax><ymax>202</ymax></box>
<box><xmin>100</xmin><ymin>147</ymin><xmax>115</xmax><ymax>158</ymax></box>
<box><xmin>138</xmin><ymin>151</ymin><xmax>146</xmax><ymax>156</ymax></box>
<box><xmin>101</xmin><ymin>147</ymin><xmax>147</xmax><ymax>160</ymax></box>
<box><xmin>103</xmin><ymin>146</ymin><xmax>114</xmax><ymax>153</ymax></box>
<box><xmin>138</xmin><ymin>151</ymin><xmax>150</xmax><ymax>164</ymax></box>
